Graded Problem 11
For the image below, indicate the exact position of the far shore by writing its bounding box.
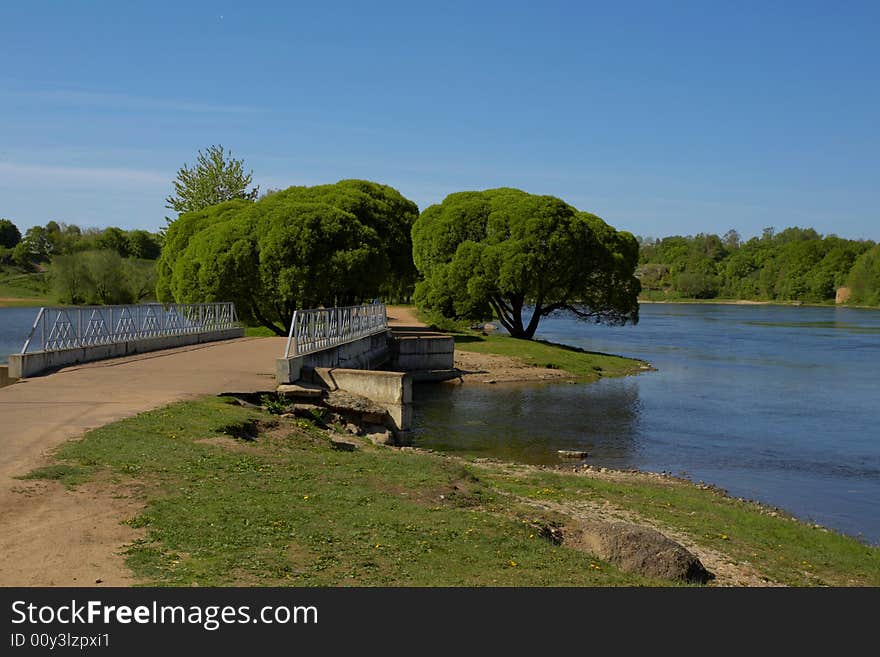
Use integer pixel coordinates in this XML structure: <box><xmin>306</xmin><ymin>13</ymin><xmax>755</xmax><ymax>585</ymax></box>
<box><xmin>639</xmin><ymin>298</ymin><xmax>772</xmax><ymax>305</ymax></box>
<box><xmin>639</xmin><ymin>298</ymin><xmax>880</xmax><ymax>310</ymax></box>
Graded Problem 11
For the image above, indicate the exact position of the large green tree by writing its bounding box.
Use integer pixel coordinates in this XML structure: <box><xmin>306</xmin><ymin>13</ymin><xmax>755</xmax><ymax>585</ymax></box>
<box><xmin>165</xmin><ymin>145</ymin><xmax>259</xmax><ymax>216</ymax></box>
<box><xmin>412</xmin><ymin>188</ymin><xmax>640</xmax><ymax>339</ymax></box>
<box><xmin>157</xmin><ymin>180</ymin><xmax>419</xmax><ymax>335</ymax></box>
<box><xmin>0</xmin><ymin>219</ymin><xmax>21</xmax><ymax>248</ymax></box>
<box><xmin>847</xmin><ymin>244</ymin><xmax>880</xmax><ymax>306</ymax></box>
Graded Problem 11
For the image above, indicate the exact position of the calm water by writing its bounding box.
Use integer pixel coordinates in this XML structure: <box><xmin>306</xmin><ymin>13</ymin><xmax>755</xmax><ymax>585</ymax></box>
<box><xmin>412</xmin><ymin>304</ymin><xmax>880</xmax><ymax>544</ymax></box>
<box><xmin>0</xmin><ymin>306</ymin><xmax>39</xmax><ymax>364</ymax></box>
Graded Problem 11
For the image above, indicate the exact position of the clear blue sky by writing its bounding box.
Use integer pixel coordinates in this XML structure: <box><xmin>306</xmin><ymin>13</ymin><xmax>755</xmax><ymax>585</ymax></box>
<box><xmin>1</xmin><ymin>1</ymin><xmax>878</xmax><ymax>240</ymax></box>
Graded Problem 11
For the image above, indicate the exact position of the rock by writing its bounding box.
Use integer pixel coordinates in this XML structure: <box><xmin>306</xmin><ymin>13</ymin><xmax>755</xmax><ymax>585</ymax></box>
<box><xmin>364</xmin><ymin>424</ymin><xmax>394</xmax><ymax>446</ymax></box>
<box><xmin>344</xmin><ymin>423</ymin><xmax>361</xmax><ymax>435</ymax></box>
<box><xmin>557</xmin><ymin>449</ymin><xmax>589</xmax><ymax>459</ymax></box>
<box><xmin>277</xmin><ymin>383</ymin><xmax>325</xmax><ymax>399</ymax></box>
<box><xmin>566</xmin><ymin>521</ymin><xmax>713</xmax><ymax>584</ymax></box>
<box><xmin>324</xmin><ymin>390</ymin><xmax>387</xmax><ymax>416</ymax></box>
<box><xmin>291</xmin><ymin>403</ymin><xmax>325</xmax><ymax>417</ymax></box>
<box><xmin>330</xmin><ymin>438</ymin><xmax>358</xmax><ymax>452</ymax></box>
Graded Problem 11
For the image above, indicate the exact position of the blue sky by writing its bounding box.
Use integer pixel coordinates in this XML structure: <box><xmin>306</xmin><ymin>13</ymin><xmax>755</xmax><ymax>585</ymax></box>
<box><xmin>1</xmin><ymin>1</ymin><xmax>878</xmax><ymax>240</ymax></box>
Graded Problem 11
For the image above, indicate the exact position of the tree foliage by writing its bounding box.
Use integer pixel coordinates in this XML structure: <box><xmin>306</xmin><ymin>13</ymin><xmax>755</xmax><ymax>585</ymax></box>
<box><xmin>165</xmin><ymin>145</ymin><xmax>259</xmax><ymax>216</ymax></box>
<box><xmin>412</xmin><ymin>188</ymin><xmax>640</xmax><ymax>339</ymax></box>
<box><xmin>847</xmin><ymin>244</ymin><xmax>880</xmax><ymax>306</ymax></box>
<box><xmin>50</xmin><ymin>250</ymin><xmax>157</xmax><ymax>305</ymax></box>
<box><xmin>157</xmin><ymin>180</ymin><xmax>419</xmax><ymax>335</ymax></box>
<box><xmin>6</xmin><ymin>221</ymin><xmax>163</xmax><ymax>269</ymax></box>
<box><xmin>637</xmin><ymin>227</ymin><xmax>875</xmax><ymax>303</ymax></box>
<box><xmin>0</xmin><ymin>219</ymin><xmax>21</xmax><ymax>248</ymax></box>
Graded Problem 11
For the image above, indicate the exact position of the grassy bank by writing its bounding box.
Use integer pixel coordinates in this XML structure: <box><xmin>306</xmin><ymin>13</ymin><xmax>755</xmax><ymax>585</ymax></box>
<box><xmin>637</xmin><ymin>295</ymin><xmax>880</xmax><ymax>311</ymax></box>
<box><xmin>0</xmin><ymin>267</ymin><xmax>52</xmax><ymax>307</ymax></box>
<box><xmin>453</xmin><ymin>333</ymin><xmax>648</xmax><ymax>381</ymax></box>
<box><xmin>413</xmin><ymin>306</ymin><xmax>649</xmax><ymax>380</ymax></box>
<box><xmin>28</xmin><ymin>397</ymin><xmax>659</xmax><ymax>586</ymax></box>
<box><xmin>24</xmin><ymin>397</ymin><xmax>879</xmax><ymax>586</ymax></box>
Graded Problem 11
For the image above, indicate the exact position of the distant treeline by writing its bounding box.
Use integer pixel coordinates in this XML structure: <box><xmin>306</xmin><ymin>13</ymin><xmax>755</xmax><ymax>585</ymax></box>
<box><xmin>637</xmin><ymin>227</ymin><xmax>880</xmax><ymax>306</ymax></box>
<box><xmin>0</xmin><ymin>218</ymin><xmax>163</xmax><ymax>305</ymax></box>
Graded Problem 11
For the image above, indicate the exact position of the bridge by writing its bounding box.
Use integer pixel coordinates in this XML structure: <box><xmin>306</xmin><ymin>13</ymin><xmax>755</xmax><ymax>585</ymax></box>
<box><xmin>273</xmin><ymin>303</ymin><xmax>455</xmax><ymax>435</ymax></box>
<box><xmin>8</xmin><ymin>302</ymin><xmax>244</xmax><ymax>379</ymax></box>
<box><xmin>0</xmin><ymin>302</ymin><xmax>454</xmax><ymax>585</ymax></box>
<box><xmin>2</xmin><ymin>300</ymin><xmax>455</xmax><ymax>443</ymax></box>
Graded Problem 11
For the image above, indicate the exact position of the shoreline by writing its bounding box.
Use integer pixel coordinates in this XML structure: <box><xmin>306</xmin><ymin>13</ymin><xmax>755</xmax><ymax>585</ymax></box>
<box><xmin>403</xmin><ymin>306</ymin><xmax>877</xmax><ymax>547</ymax></box>
<box><xmin>8</xmin><ymin>395</ymin><xmax>875</xmax><ymax>587</ymax></box>
<box><xmin>638</xmin><ymin>298</ymin><xmax>880</xmax><ymax>311</ymax></box>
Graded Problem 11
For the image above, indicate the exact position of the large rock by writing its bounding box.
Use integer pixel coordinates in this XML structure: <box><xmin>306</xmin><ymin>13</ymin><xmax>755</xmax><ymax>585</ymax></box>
<box><xmin>566</xmin><ymin>521</ymin><xmax>713</xmax><ymax>584</ymax></box>
<box><xmin>277</xmin><ymin>383</ymin><xmax>325</xmax><ymax>399</ymax></box>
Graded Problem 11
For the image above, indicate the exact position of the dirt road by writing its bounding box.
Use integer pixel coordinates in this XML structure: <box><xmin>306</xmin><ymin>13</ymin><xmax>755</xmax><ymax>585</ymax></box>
<box><xmin>0</xmin><ymin>336</ymin><xmax>285</xmax><ymax>585</ymax></box>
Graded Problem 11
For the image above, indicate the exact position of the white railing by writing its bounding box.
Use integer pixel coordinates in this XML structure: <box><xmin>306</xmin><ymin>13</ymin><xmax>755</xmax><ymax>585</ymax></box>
<box><xmin>284</xmin><ymin>303</ymin><xmax>388</xmax><ymax>358</ymax></box>
<box><xmin>19</xmin><ymin>302</ymin><xmax>239</xmax><ymax>354</ymax></box>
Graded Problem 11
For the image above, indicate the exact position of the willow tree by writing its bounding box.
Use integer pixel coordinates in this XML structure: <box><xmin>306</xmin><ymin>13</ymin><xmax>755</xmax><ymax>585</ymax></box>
<box><xmin>412</xmin><ymin>188</ymin><xmax>640</xmax><ymax>339</ymax></box>
<box><xmin>156</xmin><ymin>180</ymin><xmax>419</xmax><ymax>334</ymax></box>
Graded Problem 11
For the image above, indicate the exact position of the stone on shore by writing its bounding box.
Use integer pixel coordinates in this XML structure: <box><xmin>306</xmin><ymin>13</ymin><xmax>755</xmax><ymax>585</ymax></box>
<box><xmin>566</xmin><ymin>521</ymin><xmax>714</xmax><ymax>584</ymax></box>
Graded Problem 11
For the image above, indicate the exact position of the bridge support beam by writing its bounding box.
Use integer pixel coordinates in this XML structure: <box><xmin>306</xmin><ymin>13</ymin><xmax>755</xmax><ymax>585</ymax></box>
<box><xmin>306</xmin><ymin>367</ymin><xmax>413</xmax><ymax>434</ymax></box>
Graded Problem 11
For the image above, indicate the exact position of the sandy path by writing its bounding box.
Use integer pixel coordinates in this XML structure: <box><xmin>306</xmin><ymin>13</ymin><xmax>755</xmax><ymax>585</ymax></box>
<box><xmin>0</xmin><ymin>336</ymin><xmax>286</xmax><ymax>586</ymax></box>
<box><xmin>385</xmin><ymin>305</ymin><xmax>425</xmax><ymax>328</ymax></box>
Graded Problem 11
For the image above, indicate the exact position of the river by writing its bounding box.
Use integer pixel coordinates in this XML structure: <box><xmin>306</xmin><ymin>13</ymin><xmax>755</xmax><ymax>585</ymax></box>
<box><xmin>412</xmin><ymin>304</ymin><xmax>880</xmax><ymax>544</ymax></box>
<box><xmin>0</xmin><ymin>306</ymin><xmax>39</xmax><ymax>364</ymax></box>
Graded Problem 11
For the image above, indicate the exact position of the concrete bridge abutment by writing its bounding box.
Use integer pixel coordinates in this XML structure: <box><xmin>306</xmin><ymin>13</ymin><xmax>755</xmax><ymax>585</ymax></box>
<box><xmin>275</xmin><ymin>328</ymin><xmax>456</xmax><ymax>436</ymax></box>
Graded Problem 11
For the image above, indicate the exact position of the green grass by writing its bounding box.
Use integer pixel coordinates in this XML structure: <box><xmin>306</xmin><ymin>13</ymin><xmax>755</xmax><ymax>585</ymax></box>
<box><xmin>244</xmin><ymin>325</ymin><xmax>281</xmax><ymax>337</ymax></box>
<box><xmin>453</xmin><ymin>333</ymin><xmax>649</xmax><ymax>380</ymax></box>
<box><xmin>482</xmin><ymin>468</ymin><xmax>880</xmax><ymax>586</ymax></box>
<box><xmin>409</xmin><ymin>305</ymin><xmax>648</xmax><ymax>379</ymax></box>
<box><xmin>17</xmin><ymin>464</ymin><xmax>94</xmax><ymax>488</ymax></box>
<box><xmin>0</xmin><ymin>267</ymin><xmax>53</xmax><ymax>306</ymax></box>
<box><xmin>27</xmin><ymin>396</ymin><xmax>879</xmax><ymax>586</ymax></box>
<box><xmin>44</xmin><ymin>397</ymin><xmax>659</xmax><ymax>586</ymax></box>
<box><xmin>413</xmin><ymin>307</ymin><xmax>474</xmax><ymax>333</ymax></box>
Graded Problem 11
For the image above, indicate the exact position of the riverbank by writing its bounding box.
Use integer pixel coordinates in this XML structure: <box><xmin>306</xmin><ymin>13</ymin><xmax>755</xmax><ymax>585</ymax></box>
<box><xmin>9</xmin><ymin>395</ymin><xmax>877</xmax><ymax>586</ymax></box>
<box><xmin>389</xmin><ymin>305</ymin><xmax>651</xmax><ymax>384</ymax></box>
<box><xmin>0</xmin><ymin>297</ymin><xmax>50</xmax><ymax>308</ymax></box>
<box><xmin>638</xmin><ymin>297</ymin><xmax>880</xmax><ymax>311</ymax></box>
<box><xmin>0</xmin><ymin>267</ymin><xmax>51</xmax><ymax>308</ymax></box>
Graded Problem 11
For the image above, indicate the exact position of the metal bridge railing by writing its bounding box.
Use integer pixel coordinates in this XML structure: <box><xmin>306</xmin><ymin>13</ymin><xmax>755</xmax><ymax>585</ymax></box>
<box><xmin>19</xmin><ymin>302</ymin><xmax>239</xmax><ymax>354</ymax></box>
<box><xmin>284</xmin><ymin>303</ymin><xmax>387</xmax><ymax>358</ymax></box>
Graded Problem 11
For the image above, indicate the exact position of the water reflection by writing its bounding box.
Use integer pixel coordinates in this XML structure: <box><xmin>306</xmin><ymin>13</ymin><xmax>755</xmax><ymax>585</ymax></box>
<box><xmin>413</xmin><ymin>378</ymin><xmax>642</xmax><ymax>466</ymax></box>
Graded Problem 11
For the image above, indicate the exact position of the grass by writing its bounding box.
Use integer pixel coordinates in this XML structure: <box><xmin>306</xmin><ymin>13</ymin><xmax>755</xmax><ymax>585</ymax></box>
<box><xmin>0</xmin><ymin>266</ymin><xmax>53</xmax><ymax>306</ymax></box>
<box><xmin>29</xmin><ymin>396</ymin><xmax>879</xmax><ymax>586</ymax></box>
<box><xmin>244</xmin><ymin>325</ymin><xmax>281</xmax><ymax>337</ymax></box>
<box><xmin>453</xmin><ymin>333</ymin><xmax>649</xmax><ymax>381</ymax></box>
<box><xmin>17</xmin><ymin>463</ymin><xmax>94</xmax><ymax>488</ymax></box>
<box><xmin>41</xmin><ymin>397</ymin><xmax>660</xmax><ymax>586</ymax></box>
<box><xmin>482</xmin><ymin>468</ymin><xmax>880</xmax><ymax>586</ymax></box>
<box><xmin>409</xmin><ymin>305</ymin><xmax>648</xmax><ymax>379</ymax></box>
